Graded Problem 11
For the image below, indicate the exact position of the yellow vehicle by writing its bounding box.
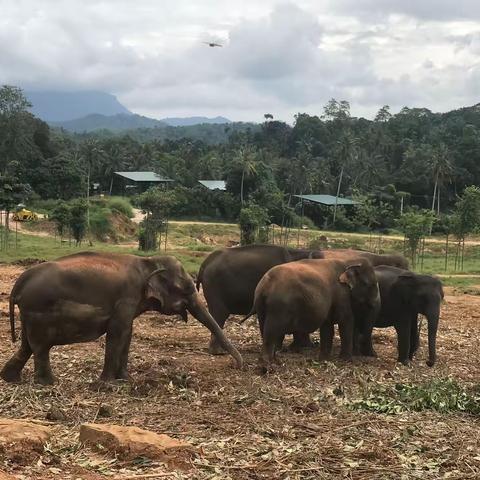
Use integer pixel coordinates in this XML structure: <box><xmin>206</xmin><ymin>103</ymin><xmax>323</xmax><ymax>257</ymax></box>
<box><xmin>12</xmin><ymin>208</ymin><xmax>38</xmax><ymax>222</ymax></box>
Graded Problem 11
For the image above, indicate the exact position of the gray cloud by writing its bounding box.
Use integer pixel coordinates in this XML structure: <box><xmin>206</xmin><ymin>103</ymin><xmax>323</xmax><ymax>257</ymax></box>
<box><xmin>331</xmin><ymin>0</ymin><xmax>480</xmax><ymax>21</ymax></box>
<box><xmin>0</xmin><ymin>0</ymin><xmax>479</xmax><ymax>121</ymax></box>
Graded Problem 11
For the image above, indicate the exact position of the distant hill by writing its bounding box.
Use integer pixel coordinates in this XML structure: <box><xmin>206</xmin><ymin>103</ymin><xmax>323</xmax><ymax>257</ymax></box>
<box><xmin>51</xmin><ymin>113</ymin><xmax>167</xmax><ymax>132</ymax></box>
<box><xmin>161</xmin><ymin>116</ymin><xmax>231</xmax><ymax>126</ymax></box>
<box><xmin>26</xmin><ymin>90</ymin><xmax>131</xmax><ymax>122</ymax></box>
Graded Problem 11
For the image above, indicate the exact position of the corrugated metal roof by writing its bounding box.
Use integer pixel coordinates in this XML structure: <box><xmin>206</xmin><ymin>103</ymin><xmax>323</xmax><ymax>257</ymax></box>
<box><xmin>294</xmin><ymin>194</ymin><xmax>359</xmax><ymax>206</ymax></box>
<box><xmin>115</xmin><ymin>171</ymin><xmax>173</xmax><ymax>182</ymax></box>
<box><xmin>199</xmin><ymin>180</ymin><xmax>226</xmax><ymax>191</ymax></box>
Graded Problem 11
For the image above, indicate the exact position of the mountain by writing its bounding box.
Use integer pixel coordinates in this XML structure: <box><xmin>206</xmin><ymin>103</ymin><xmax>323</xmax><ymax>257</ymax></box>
<box><xmin>161</xmin><ymin>116</ymin><xmax>231</xmax><ymax>126</ymax></box>
<box><xmin>26</xmin><ymin>90</ymin><xmax>131</xmax><ymax>122</ymax></box>
<box><xmin>51</xmin><ymin>113</ymin><xmax>167</xmax><ymax>132</ymax></box>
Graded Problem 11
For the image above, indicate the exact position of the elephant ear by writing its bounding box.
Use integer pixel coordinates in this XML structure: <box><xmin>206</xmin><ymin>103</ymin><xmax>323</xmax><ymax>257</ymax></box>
<box><xmin>145</xmin><ymin>267</ymin><xmax>168</xmax><ymax>305</ymax></box>
<box><xmin>394</xmin><ymin>272</ymin><xmax>417</xmax><ymax>302</ymax></box>
<box><xmin>339</xmin><ymin>264</ymin><xmax>362</xmax><ymax>289</ymax></box>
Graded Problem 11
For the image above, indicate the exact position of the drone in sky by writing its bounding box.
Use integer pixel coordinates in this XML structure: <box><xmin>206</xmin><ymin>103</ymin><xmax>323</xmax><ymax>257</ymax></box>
<box><xmin>203</xmin><ymin>41</ymin><xmax>223</xmax><ymax>47</ymax></box>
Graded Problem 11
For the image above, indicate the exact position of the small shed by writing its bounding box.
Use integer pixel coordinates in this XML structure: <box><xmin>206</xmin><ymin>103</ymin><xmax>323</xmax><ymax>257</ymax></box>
<box><xmin>114</xmin><ymin>171</ymin><xmax>173</xmax><ymax>194</ymax></box>
<box><xmin>293</xmin><ymin>194</ymin><xmax>359</xmax><ymax>228</ymax></box>
<box><xmin>198</xmin><ymin>180</ymin><xmax>226</xmax><ymax>191</ymax></box>
<box><xmin>293</xmin><ymin>194</ymin><xmax>359</xmax><ymax>206</ymax></box>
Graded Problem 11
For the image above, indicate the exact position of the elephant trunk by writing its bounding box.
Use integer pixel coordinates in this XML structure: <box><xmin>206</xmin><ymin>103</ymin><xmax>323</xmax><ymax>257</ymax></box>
<box><xmin>187</xmin><ymin>293</ymin><xmax>243</xmax><ymax>368</ymax></box>
<box><xmin>426</xmin><ymin>307</ymin><xmax>439</xmax><ymax>367</ymax></box>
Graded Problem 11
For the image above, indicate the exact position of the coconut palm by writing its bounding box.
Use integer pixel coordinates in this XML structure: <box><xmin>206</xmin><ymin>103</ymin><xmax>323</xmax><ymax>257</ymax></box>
<box><xmin>431</xmin><ymin>143</ymin><xmax>453</xmax><ymax>215</ymax></box>
<box><xmin>333</xmin><ymin>130</ymin><xmax>358</xmax><ymax>224</ymax></box>
<box><xmin>237</xmin><ymin>145</ymin><xmax>258</xmax><ymax>206</ymax></box>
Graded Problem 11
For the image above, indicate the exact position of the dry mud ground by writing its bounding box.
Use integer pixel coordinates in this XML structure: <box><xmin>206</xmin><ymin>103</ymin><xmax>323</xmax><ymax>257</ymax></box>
<box><xmin>0</xmin><ymin>265</ymin><xmax>478</xmax><ymax>480</ymax></box>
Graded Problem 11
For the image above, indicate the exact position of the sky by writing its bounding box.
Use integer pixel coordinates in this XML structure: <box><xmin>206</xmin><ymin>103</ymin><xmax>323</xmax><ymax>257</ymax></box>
<box><xmin>1</xmin><ymin>0</ymin><xmax>480</xmax><ymax>122</ymax></box>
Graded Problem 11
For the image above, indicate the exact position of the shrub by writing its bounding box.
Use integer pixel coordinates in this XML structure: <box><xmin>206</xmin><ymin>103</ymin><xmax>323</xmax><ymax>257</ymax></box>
<box><xmin>106</xmin><ymin>196</ymin><xmax>134</xmax><ymax>218</ymax></box>
<box><xmin>89</xmin><ymin>207</ymin><xmax>113</xmax><ymax>241</ymax></box>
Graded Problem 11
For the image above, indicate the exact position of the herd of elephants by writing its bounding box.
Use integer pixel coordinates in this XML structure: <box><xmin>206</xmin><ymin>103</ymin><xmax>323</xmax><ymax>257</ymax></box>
<box><xmin>0</xmin><ymin>244</ymin><xmax>444</xmax><ymax>385</ymax></box>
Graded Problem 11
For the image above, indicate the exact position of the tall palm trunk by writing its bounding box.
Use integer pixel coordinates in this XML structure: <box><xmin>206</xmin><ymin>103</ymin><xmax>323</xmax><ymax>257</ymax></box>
<box><xmin>240</xmin><ymin>168</ymin><xmax>245</xmax><ymax>206</ymax></box>
<box><xmin>109</xmin><ymin>175</ymin><xmax>114</xmax><ymax>196</ymax></box>
<box><xmin>333</xmin><ymin>165</ymin><xmax>344</xmax><ymax>225</ymax></box>
<box><xmin>431</xmin><ymin>171</ymin><xmax>439</xmax><ymax>212</ymax></box>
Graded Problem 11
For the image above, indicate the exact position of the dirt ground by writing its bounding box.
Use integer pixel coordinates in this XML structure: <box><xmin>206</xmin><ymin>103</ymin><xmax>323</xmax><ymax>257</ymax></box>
<box><xmin>0</xmin><ymin>265</ymin><xmax>479</xmax><ymax>479</ymax></box>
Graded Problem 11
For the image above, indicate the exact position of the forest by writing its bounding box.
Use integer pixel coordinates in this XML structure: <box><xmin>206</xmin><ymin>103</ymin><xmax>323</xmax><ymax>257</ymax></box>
<box><xmin>1</xmin><ymin>84</ymin><xmax>480</xmax><ymax>233</ymax></box>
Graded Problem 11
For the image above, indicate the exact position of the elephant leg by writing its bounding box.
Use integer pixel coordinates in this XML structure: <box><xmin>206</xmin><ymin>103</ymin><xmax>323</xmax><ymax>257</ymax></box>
<box><xmin>395</xmin><ymin>322</ymin><xmax>411</xmax><ymax>365</ymax></box>
<box><xmin>207</xmin><ymin>303</ymin><xmax>229</xmax><ymax>356</ymax></box>
<box><xmin>409</xmin><ymin>315</ymin><xmax>419</xmax><ymax>360</ymax></box>
<box><xmin>359</xmin><ymin>323</ymin><xmax>377</xmax><ymax>357</ymax></box>
<box><xmin>319</xmin><ymin>322</ymin><xmax>334</xmax><ymax>360</ymax></box>
<box><xmin>288</xmin><ymin>332</ymin><xmax>314</xmax><ymax>352</ymax></box>
<box><xmin>352</xmin><ymin>324</ymin><xmax>361</xmax><ymax>356</ymax></box>
<box><xmin>276</xmin><ymin>333</ymin><xmax>286</xmax><ymax>352</ymax></box>
<box><xmin>33</xmin><ymin>347</ymin><xmax>55</xmax><ymax>385</ymax></box>
<box><xmin>0</xmin><ymin>336</ymin><xmax>33</xmax><ymax>383</ymax></box>
<box><xmin>100</xmin><ymin>315</ymin><xmax>134</xmax><ymax>382</ymax></box>
<box><xmin>116</xmin><ymin>324</ymin><xmax>133</xmax><ymax>381</ymax></box>
<box><xmin>259</xmin><ymin>317</ymin><xmax>283</xmax><ymax>370</ymax></box>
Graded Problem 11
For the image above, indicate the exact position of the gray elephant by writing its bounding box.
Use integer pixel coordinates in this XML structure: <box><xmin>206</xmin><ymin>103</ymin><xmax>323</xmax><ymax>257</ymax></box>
<box><xmin>1</xmin><ymin>252</ymin><xmax>243</xmax><ymax>385</ymax></box>
<box><xmin>196</xmin><ymin>244</ymin><xmax>323</xmax><ymax>354</ymax></box>
<box><xmin>322</xmin><ymin>249</ymin><xmax>409</xmax><ymax>269</ymax></box>
<box><xmin>373</xmin><ymin>265</ymin><xmax>444</xmax><ymax>366</ymax></box>
<box><xmin>197</xmin><ymin>244</ymin><xmax>407</xmax><ymax>354</ymax></box>
<box><xmin>244</xmin><ymin>258</ymin><xmax>380</xmax><ymax>369</ymax></box>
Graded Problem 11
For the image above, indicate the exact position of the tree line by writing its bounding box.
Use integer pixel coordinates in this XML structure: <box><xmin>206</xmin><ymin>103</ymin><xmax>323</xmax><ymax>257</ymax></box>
<box><xmin>1</xmin><ymin>85</ymin><xmax>480</xmax><ymax>237</ymax></box>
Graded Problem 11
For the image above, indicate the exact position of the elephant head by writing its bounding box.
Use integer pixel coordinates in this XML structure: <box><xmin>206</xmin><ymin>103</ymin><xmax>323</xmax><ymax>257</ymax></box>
<box><xmin>394</xmin><ymin>272</ymin><xmax>443</xmax><ymax>367</ymax></box>
<box><xmin>339</xmin><ymin>261</ymin><xmax>381</xmax><ymax>311</ymax></box>
<box><xmin>143</xmin><ymin>256</ymin><xmax>243</xmax><ymax>368</ymax></box>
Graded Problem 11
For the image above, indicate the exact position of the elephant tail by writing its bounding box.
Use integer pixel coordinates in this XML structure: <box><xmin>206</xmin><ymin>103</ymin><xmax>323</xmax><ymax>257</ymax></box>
<box><xmin>239</xmin><ymin>309</ymin><xmax>256</xmax><ymax>324</ymax></box>
<box><xmin>9</xmin><ymin>293</ymin><xmax>16</xmax><ymax>343</ymax></box>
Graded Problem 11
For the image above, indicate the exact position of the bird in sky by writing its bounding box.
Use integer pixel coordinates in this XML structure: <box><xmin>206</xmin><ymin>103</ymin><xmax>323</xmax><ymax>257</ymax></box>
<box><xmin>203</xmin><ymin>42</ymin><xmax>222</xmax><ymax>47</ymax></box>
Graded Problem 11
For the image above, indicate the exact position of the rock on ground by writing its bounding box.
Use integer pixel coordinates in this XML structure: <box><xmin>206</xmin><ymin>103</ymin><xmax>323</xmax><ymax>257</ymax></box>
<box><xmin>0</xmin><ymin>470</ymin><xmax>17</xmax><ymax>480</ymax></box>
<box><xmin>0</xmin><ymin>418</ymin><xmax>51</xmax><ymax>451</ymax></box>
<box><xmin>79</xmin><ymin>423</ymin><xmax>194</xmax><ymax>463</ymax></box>
<box><xmin>0</xmin><ymin>471</ymin><xmax>16</xmax><ymax>479</ymax></box>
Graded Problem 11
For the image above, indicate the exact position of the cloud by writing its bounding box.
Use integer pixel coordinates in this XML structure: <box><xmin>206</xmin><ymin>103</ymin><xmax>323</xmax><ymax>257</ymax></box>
<box><xmin>0</xmin><ymin>0</ymin><xmax>479</xmax><ymax>121</ymax></box>
<box><xmin>331</xmin><ymin>0</ymin><xmax>480</xmax><ymax>22</ymax></box>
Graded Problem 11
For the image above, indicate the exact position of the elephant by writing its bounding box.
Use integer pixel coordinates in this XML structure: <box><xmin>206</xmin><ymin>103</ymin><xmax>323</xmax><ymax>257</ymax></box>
<box><xmin>321</xmin><ymin>249</ymin><xmax>409</xmax><ymax>269</ymax></box>
<box><xmin>243</xmin><ymin>258</ymin><xmax>380</xmax><ymax>369</ymax></box>
<box><xmin>197</xmin><ymin>245</ymin><xmax>407</xmax><ymax>355</ymax></box>
<box><xmin>0</xmin><ymin>251</ymin><xmax>243</xmax><ymax>385</ymax></box>
<box><xmin>373</xmin><ymin>265</ymin><xmax>444</xmax><ymax>366</ymax></box>
<box><xmin>196</xmin><ymin>244</ymin><xmax>323</xmax><ymax>354</ymax></box>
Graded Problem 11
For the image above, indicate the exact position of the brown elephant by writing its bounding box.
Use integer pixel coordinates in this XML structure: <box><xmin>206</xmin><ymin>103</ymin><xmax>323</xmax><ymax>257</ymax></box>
<box><xmin>197</xmin><ymin>245</ymin><xmax>407</xmax><ymax>355</ymax></box>
<box><xmin>1</xmin><ymin>251</ymin><xmax>243</xmax><ymax>385</ymax></box>
<box><xmin>196</xmin><ymin>244</ymin><xmax>323</xmax><ymax>354</ymax></box>
<box><xmin>243</xmin><ymin>258</ymin><xmax>380</xmax><ymax>369</ymax></box>
<box><xmin>322</xmin><ymin>249</ymin><xmax>409</xmax><ymax>269</ymax></box>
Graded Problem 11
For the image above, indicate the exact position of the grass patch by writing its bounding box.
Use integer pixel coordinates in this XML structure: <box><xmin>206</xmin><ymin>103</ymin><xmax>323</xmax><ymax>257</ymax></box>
<box><xmin>350</xmin><ymin>378</ymin><xmax>480</xmax><ymax>415</ymax></box>
<box><xmin>0</xmin><ymin>231</ymin><xmax>204</xmax><ymax>275</ymax></box>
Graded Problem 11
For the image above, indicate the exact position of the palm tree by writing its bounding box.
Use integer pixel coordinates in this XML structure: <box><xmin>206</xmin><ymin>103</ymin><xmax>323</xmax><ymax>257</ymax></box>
<box><xmin>237</xmin><ymin>146</ymin><xmax>258</xmax><ymax>206</ymax></box>
<box><xmin>430</xmin><ymin>143</ymin><xmax>453</xmax><ymax>215</ymax></box>
<box><xmin>333</xmin><ymin>131</ymin><xmax>358</xmax><ymax>225</ymax></box>
<box><xmin>79</xmin><ymin>139</ymin><xmax>106</xmax><ymax>242</ymax></box>
<box><xmin>103</xmin><ymin>144</ymin><xmax>126</xmax><ymax>195</ymax></box>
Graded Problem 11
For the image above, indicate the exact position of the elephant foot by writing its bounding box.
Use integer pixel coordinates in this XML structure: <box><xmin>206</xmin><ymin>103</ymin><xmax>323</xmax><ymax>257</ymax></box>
<box><xmin>0</xmin><ymin>364</ymin><xmax>23</xmax><ymax>383</ymax></box>
<box><xmin>399</xmin><ymin>358</ymin><xmax>411</xmax><ymax>367</ymax></box>
<box><xmin>426</xmin><ymin>360</ymin><xmax>435</xmax><ymax>367</ymax></box>
<box><xmin>361</xmin><ymin>348</ymin><xmax>378</xmax><ymax>358</ymax></box>
<box><xmin>34</xmin><ymin>374</ymin><xmax>56</xmax><ymax>386</ymax></box>
<box><xmin>318</xmin><ymin>352</ymin><xmax>331</xmax><ymax>361</ymax></box>
<box><xmin>115</xmin><ymin>370</ymin><xmax>132</xmax><ymax>382</ymax></box>
<box><xmin>208</xmin><ymin>341</ymin><xmax>227</xmax><ymax>356</ymax></box>
<box><xmin>339</xmin><ymin>353</ymin><xmax>353</xmax><ymax>362</ymax></box>
<box><xmin>0</xmin><ymin>370</ymin><xmax>22</xmax><ymax>383</ymax></box>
